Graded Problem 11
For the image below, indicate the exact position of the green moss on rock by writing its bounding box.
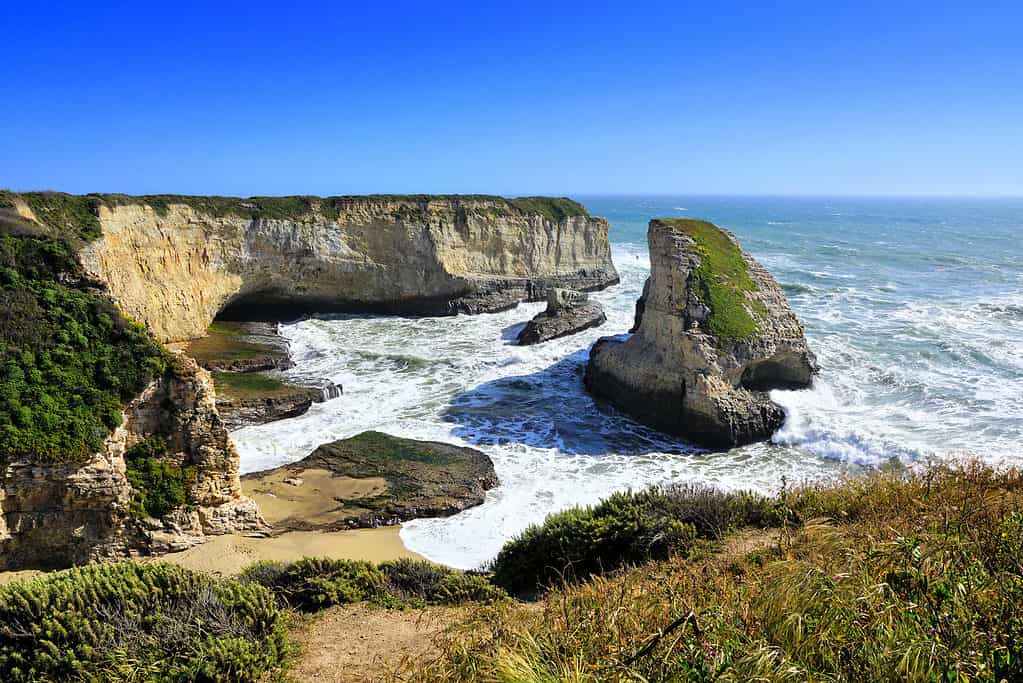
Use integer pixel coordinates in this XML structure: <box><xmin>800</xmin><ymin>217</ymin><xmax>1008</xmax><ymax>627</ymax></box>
<box><xmin>655</xmin><ymin>218</ymin><xmax>762</xmax><ymax>340</ymax></box>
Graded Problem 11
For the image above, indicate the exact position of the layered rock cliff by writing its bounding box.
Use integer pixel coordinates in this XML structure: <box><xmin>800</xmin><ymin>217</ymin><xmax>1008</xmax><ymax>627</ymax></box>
<box><xmin>586</xmin><ymin>218</ymin><xmax>817</xmax><ymax>448</ymax></box>
<box><xmin>74</xmin><ymin>195</ymin><xmax>619</xmax><ymax>342</ymax></box>
<box><xmin>0</xmin><ymin>355</ymin><xmax>264</xmax><ymax>569</ymax></box>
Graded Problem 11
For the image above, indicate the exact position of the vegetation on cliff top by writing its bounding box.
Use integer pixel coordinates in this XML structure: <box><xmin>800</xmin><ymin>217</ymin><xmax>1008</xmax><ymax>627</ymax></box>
<box><xmin>1</xmin><ymin>190</ymin><xmax>590</xmax><ymax>230</ymax></box>
<box><xmin>0</xmin><ymin>562</ymin><xmax>288</xmax><ymax>682</ymax></box>
<box><xmin>655</xmin><ymin>217</ymin><xmax>763</xmax><ymax>340</ymax></box>
<box><xmin>0</xmin><ymin>231</ymin><xmax>167</xmax><ymax>461</ymax></box>
<box><xmin>411</xmin><ymin>462</ymin><xmax>1023</xmax><ymax>682</ymax></box>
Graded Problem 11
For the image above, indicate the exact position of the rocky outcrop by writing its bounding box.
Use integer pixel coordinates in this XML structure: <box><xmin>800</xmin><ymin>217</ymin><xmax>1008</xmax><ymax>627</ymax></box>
<box><xmin>74</xmin><ymin>195</ymin><xmax>619</xmax><ymax>342</ymax></box>
<box><xmin>242</xmin><ymin>431</ymin><xmax>498</xmax><ymax>531</ymax></box>
<box><xmin>0</xmin><ymin>355</ymin><xmax>265</xmax><ymax>569</ymax></box>
<box><xmin>586</xmin><ymin>218</ymin><xmax>817</xmax><ymax>449</ymax></box>
<box><xmin>517</xmin><ymin>288</ymin><xmax>607</xmax><ymax>345</ymax></box>
<box><xmin>213</xmin><ymin>378</ymin><xmax>342</xmax><ymax>431</ymax></box>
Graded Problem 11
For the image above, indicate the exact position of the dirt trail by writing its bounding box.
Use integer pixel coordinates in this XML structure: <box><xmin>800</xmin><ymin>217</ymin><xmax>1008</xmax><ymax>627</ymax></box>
<box><xmin>285</xmin><ymin>604</ymin><xmax>466</xmax><ymax>682</ymax></box>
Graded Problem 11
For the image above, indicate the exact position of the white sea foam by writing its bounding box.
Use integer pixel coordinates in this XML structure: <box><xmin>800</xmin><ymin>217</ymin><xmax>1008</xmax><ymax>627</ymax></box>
<box><xmin>230</xmin><ymin>211</ymin><xmax>1023</xmax><ymax>568</ymax></box>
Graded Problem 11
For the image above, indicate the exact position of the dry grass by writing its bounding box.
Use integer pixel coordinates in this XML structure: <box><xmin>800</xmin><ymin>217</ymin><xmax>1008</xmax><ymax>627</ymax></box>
<box><xmin>404</xmin><ymin>462</ymin><xmax>1023</xmax><ymax>682</ymax></box>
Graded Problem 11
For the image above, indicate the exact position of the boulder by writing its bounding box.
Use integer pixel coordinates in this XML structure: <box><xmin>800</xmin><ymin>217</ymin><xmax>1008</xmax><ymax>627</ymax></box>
<box><xmin>516</xmin><ymin>288</ymin><xmax>607</xmax><ymax>345</ymax></box>
<box><xmin>585</xmin><ymin>218</ymin><xmax>817</xmax><ymax>448</ymax></box>
<box><xmin>241</xmin><ymin>431</ymin><xmax>498</xmax><ymax>531</ymax></box>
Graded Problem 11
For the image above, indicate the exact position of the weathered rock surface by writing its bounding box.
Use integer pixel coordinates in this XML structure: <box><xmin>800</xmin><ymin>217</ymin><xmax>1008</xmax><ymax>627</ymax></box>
<box><xmin>242</xmin><ymin>431</ymin><xmax>498</xmax><ymax>531</ymax></box>
<box><xmin>76</xmin><ymin>195</ymin><xmax>619</xmax><ymax>342</ymax></box>
<box><xmin>0</xmin><ymin>355</ymin><xmax>266</xmax><ymax>570</ymax></box>
<box><xmin>213</xmin><ymin>374</ymin><xmax>343</xmax><ymax>431</ymax></box>
<box><xmin>182</xmin><ymin>321</ymin><xmax>294</xmax><ymax>372</ymax></box>
<box><xmin>585</xmin><ymin>218</ymin><xmax>817</xmax><ymax>449</ymax></box>
<box><xmin>517</xmin><ymin>288</ymin><xmax>607</xmax><ymax>345</ymax></box>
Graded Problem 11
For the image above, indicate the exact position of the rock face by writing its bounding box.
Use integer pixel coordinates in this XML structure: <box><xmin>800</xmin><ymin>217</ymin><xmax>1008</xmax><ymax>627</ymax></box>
<box><xmin>77</xmin><ymin>195</ymin><xmax>619</xmax><ymax>342</ymax></box>
<box><xmin>585</xmin><ymin>218</ymin><xmax>817</xmax><ymax>448</ymax></box>
<box><xmin>242</xmin><ymin>431</ymin><xmax>498</xmax><ymax>531</ymax></box>
<box><xmin>0</xmin><ymin>355</ymin><xmax>266</xmax><ymax>569</ymax></box>
<box><xmin>517</xmin><ymin>288</ymin><xmax>607</xmax><ymax>345</ymax></box>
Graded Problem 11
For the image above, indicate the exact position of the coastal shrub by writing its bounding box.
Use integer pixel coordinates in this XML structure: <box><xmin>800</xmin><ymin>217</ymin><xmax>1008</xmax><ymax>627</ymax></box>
<box><xmin>490</xmin><ymin>483</ymin><xmax>777</xmax><ymax>594</ymax></box>
<box><xmin>409</xmin><ymin>462</ymin><xmax>1023</xmax><ymax>682</ymax></box>
<box><xmin>241</xmin><ymin>558</ymin><xmax>386</xmax><ymax>611</ymax></box>
<box><xmin>0</xmin><ymin>562</ymin><xmax>288</xmax><ymax>683</ymax></box>
<box><xmin>0</xmin><ymin>232</ymin><xmax>167</xmax><ymax>462</ymax></box>
<box><xmin>124</xmin><ymin>437</ymin><xmax>193</xmax><ymax>518</ymax></box>
<box><xmin>490</xmin><ymin>492</ymin><xmax>698</xmax><ymax>595</ymax></box>
<box><xmin>241</xmin><ymin>557</ymin><xmax>508</xmax><ymax>611</ymax></box>
<box><xmin>379</xmin><ymin>558</ymin><xmax>507</xmax><ymax>605</ymax></box>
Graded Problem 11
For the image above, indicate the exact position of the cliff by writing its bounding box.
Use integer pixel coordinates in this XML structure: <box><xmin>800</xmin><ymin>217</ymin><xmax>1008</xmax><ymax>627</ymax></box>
<box><xmin>586</xmin><ymin>218</ymin><xmax>817</xmax><ymax>448</ymax></box>
<box><xmin>58</xmin><ymin>194</ymin><xmax>620</xmax><ymax>342</ymax></box>
<box><xmin>0</xmin><ymin>355</ymin><xmax>264</xmax><ymax>569</ymax></box>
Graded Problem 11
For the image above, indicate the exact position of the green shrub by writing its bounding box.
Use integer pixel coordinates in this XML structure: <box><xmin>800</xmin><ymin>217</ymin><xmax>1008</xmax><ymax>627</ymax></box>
<box><xmin>124</xmin><ymin>437</ymin><xmax>193</xmax><ymax>518</ymax></box>
<box><xmin>0</xmin><ymin>233</ymin><xmax>167</xmax><ymax>463</ymax></box>
<box><xmin>242</xmin><ymin>557</ymin><xmax>508</xmax><ymax>611</ymax></box>
<box><xmin>241</xmin><ymin>557</ymin><xmax>385</xmax><ymax>611</ymax></box>
<box><xmin>379</xmin><ymin>558</ymin><xmax>506</xmax><ymax>606</ymax></box>
<box><xmin>491</xmin><ymin>483</ymin><xmax>778</xmax><ymax>595</ymax></box>
<box><xmin>0</xmin><ymin>562</ymin><xmax>288</xmax><ymax>682</ymax></box>
<box><xmin>490</xmin><ymin>491</ymin><xmax>698</xmax><ymax>595</ymax></box>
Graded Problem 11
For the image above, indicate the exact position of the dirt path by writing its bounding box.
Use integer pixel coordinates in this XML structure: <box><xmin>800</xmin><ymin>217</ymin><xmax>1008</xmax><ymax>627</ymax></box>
<box><xmin>285</xmin><ymin>604</ymin><xmax>466</xmax><ymax>682</ymax></box>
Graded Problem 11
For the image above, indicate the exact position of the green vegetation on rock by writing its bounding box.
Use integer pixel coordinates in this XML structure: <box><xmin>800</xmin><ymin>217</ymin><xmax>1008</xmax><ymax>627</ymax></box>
<box><xmin>124</xmin><ymin>437</ymin><xmax>193</xmax><ymax>518</ymax></box>
<box><xmin>211</xmin><ymin>370</ymin><xmax>290</xmax><ymax>398</ymax></box>
<box><xmin>2</xmin><ymin>190</ymin><xmax>590</xmax><ymax>228</ymax></box>
<box><xmin>657</xmin><ymin>218</ymin><xmax>763</xmax><ymax>340</ymax></box>
<box><xmin>0</xmin><ymin>562</ymin><xmax>288</xmax><ymax>683</ymax></box>
<box><xmin>0</xmin><ymin>232</ymin><xmax>167</xmax><ymax>462</ymax></box>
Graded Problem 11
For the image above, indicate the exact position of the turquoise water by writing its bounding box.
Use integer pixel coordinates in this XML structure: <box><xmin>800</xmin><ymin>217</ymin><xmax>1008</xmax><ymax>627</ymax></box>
<box><xmin>586</xmin><ymin>195</ymin><xmax>1023</xmax><ymax>464</ymax></box>
<box><xmin>233</xmin><ymin>196</ymin><xmax>1023</xmax><ymax>567</ymax></box>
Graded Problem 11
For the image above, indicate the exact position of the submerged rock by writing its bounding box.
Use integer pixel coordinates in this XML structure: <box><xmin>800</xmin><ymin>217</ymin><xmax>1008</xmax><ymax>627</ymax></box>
<box><xmin>516</xmin><ymin>288</ymin><xmax>607</xmax><ymax>345</ymax></box>
<box><xmin>242</xmin><ymin>431</ymin><xmax>498</xmax><ymax>531</ymax></box>
<box><xmin>585</xmin><ymin>218</ymin><xmax>817</xmax><ymax>449</ymax></box>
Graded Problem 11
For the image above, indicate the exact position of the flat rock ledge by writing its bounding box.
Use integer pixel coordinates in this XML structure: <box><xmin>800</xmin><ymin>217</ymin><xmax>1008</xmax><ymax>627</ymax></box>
<box><xmin>517</xmin><ymin>288</ymin><xmax>607</xmax><ymax>345</ymax></box>
<box><xmin>585</xmin><ymin>218</ymin><xmax>817</xmax><ymax>449</ymax></box>
<box><xmin>241</xmin><ymin>431</ymin><xmax>498</xmax><ymax>532</ymax></box>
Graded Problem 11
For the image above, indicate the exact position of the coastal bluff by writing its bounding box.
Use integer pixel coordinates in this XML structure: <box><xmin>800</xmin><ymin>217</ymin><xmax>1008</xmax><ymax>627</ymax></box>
<box><xmin>36</xmin><ymin>193</ymin><xmax>623</xmax><ymax>342</ymax></box>
<box><xmin>586</xmin><ymin>218</ymin><xmax>817</xmax><ymax>448</ymax></box>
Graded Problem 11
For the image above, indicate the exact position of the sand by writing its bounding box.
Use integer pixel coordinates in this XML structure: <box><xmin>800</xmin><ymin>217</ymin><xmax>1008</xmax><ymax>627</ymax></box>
<box><xmin>0</xmin><ymin>525</ymin><xmax>422</xmax><ymax>585</ymax></box>
<box><xmin>244</xmin><ymin>467</ymin><xmax>389</xmax><ymax>529</ymax></box>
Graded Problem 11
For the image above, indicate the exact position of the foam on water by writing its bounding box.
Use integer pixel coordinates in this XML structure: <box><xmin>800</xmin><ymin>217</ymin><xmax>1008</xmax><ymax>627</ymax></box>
<box><xmin>231</xmin><ymin>197</ymin><xmax>1023</xmax><ymax>569</ymax></box>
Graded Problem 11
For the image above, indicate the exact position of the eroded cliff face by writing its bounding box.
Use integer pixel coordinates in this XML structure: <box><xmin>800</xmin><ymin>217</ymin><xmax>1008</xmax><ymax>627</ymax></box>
<box><xmin>586</xmin><ymin>218</ymin><xmax>817</xmax><ymax>448</ymax></box>
<box><xmin>0</xmin><ymin>356</ymin><xmax>264</xmax><ymax>569</ymax></box>
<box><xmin>79</xmin><ymin>197</ymin><xmax>618</xmax><ymax>342</ymax></box>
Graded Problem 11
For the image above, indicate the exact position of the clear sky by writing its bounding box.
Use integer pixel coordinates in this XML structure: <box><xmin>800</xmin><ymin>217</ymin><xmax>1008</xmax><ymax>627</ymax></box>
<box><xmin>3</xmin><ymin>1</ymin><xmax>1021</xmax><ymax>197</ymax></box>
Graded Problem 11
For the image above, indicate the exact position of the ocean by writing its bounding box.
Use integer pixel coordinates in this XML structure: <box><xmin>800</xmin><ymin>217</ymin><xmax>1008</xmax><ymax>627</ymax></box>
<box><xmin>231</xmin><ymin>196</ymin><xmax>1023</xmax><ymax>569</ymax></box>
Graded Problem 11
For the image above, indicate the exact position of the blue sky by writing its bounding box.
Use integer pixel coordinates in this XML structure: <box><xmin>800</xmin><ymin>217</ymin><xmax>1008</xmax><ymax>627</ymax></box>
<box><xmin>3</xmin><ymin>1</ymin><xmax>1021</xmax><ymax>196</ymax></box>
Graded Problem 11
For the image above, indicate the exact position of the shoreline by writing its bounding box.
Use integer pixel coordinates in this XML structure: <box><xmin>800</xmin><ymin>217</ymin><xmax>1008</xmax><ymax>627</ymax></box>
<box><xmin>0</xmin><ymin>525</ymin><xmax>422</xmax><ymax>585</ymax></box>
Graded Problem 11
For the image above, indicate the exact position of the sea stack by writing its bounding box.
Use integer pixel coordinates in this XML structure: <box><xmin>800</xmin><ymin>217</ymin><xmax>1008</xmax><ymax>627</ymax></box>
<box><xmin>516</xmin><ymin>288</ymin><xmax>607</xmax><ymax>345</ymax></box>
<box><xmin>585</xmin><ymin>218</ymin><xmax>817</xmax><ymax>448</ymax></box>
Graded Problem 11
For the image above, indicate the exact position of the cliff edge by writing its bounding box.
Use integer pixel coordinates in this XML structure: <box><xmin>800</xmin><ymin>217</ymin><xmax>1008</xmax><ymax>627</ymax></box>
<box><xmin>68</xmin><ymin>194</ymin><xmax>619</xmax><ymax>342</ymax></box>
<box><xmin>585</xmin><ymin>218</ymin><xmax>817</xmax><ymax>448</ymax></box>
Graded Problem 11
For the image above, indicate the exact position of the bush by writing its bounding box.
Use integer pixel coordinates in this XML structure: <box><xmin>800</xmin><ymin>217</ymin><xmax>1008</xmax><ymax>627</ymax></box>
<box><xmin>0</xmin><ymin>562</ymin><xmax>288</xmax><ymax>682</ymax></box>
<box><xmin>241</xmin><ymin>557</ymin><xmax>386</xmax><ymax>611</ymax></box>
<box><xmin>491</xmin><ymin>484</ymin><xmax>777</xmax><ymax>595</ymax></box>
<box><xmin>0</xmin><ymin>232</ymin><xmax>167</xmax><ymax>462</ymax></box>
<box><xmin>379</xmin><ymin>558</ymin><xmax>506</xmax><ymax>606</ymax></box>
<box><xmin>124</xmin><ymin>437</ymin><xmax>194</xmax><ymax>518</ymax></box>
<box><xmin>241</xmin><ymin>557</ymin><xmax>508</xmax><ymax>611</ymax></box>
